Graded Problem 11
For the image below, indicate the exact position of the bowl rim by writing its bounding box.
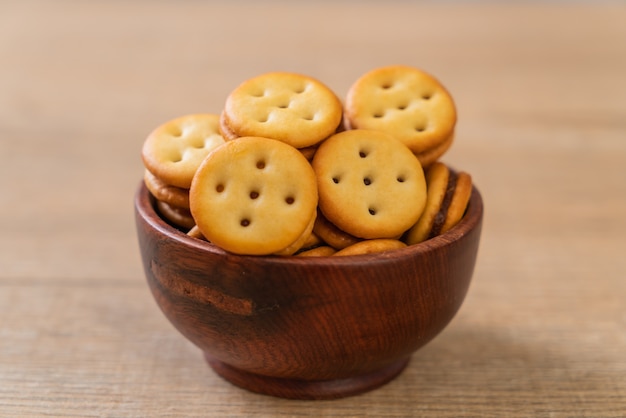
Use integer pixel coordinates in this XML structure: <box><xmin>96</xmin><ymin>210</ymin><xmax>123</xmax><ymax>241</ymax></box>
<box><xmin>135</xmin><ymin>181</ymin><xmax>483</xmax><ymax>266</ymax></box>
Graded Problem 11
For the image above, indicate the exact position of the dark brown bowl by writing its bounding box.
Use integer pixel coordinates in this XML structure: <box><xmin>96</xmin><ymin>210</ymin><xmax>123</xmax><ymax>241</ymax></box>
<box><xmin>134</xmin><ymin>182</ymin><xmax>483</xmax><ymax>400</ymax></box>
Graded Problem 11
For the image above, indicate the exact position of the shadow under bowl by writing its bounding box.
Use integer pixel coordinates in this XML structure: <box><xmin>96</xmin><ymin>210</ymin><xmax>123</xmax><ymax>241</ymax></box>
<box><xmin>134</xmin><ymin>182</ymin><xmax>483</xmax><ymax>400</ymax></box>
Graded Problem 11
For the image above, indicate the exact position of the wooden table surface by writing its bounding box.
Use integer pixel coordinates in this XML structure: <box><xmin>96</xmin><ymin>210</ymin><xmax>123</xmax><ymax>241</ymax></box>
<box><xmin>1</xmin><ymin>1</ymin><xmax>625</xmax><ymax>416</ymax></box>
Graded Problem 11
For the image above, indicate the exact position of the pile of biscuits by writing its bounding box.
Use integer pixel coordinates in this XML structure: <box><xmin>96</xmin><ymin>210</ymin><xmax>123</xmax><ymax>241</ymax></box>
<box><xmin>141</xmin><ymin>65</ymin><xmax>472</xmax><ymax>256</ymax></box>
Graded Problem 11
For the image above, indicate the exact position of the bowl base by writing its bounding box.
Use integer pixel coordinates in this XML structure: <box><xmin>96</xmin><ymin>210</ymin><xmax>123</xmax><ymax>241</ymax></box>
<box><xmin>204</xmin><ymin>353</ymin><xmax>410</xmax><ymax>400</ymax></box>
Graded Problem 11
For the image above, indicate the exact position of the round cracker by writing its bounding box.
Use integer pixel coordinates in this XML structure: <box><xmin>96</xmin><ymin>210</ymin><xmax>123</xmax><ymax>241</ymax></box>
<box><xmin>333</xmin><ymin>239</ymin><xmax>406</xmax><ymax>257</ymax></box>
<box><xmin>296</xmin><ymin>246</ymin><xmax>337</xmax><ymax>257</ymax></box>
<box><xmin>404</xmin><ymin>163</ymin><xmax>473</xmax><ymax>244</ymax></box>
<box><xmin>143</xmin><ymin>169</ymin><xmax>190</xmax><ymax>209</ymax></box>
<box><xmin>186</xmin><ymin>225</ymin><xmax>207</xmax><ymax>241</ymax></box>
<box><xmin>415</xmin><ymin>131</ymin><xmax>454</xmax><ymax>168</ymax></box>
<box><xmin>300</xmin><ymin>231</ymin><xmax>323</xmax><ymax>251</ymax></box>
<box><xmin>312</xmin><ymin>210</ymin><xmax>361</xmax><ymax>250</ymax></box>
<box><xmin>156</xmin><ymin>200</ymin><xmax>196</xmax><ymax>230</ymax></box>
<box><xmin>441</xmin><ymin>171</ymin><xmax>472</xmax><ymax>234</ymax></box>
<box><xmin>190</xmin><ymin>136</ymin><xmax>318</xmax><ymax>255</ymax></box>
<box><xmin>223</xmin><ymin>72</ymin><xmax>343</xmax><ymax>148</ymax></box>
<box><xmin>312</xmin><ymin>129</ymin><xmax>427</xmax><ymax>239</ymax></box>
<box><xmin>273</xmin><ymin>213</ymin><xmax>317</xmax><ymax>256</ymax></box>
<box><xmin>218</xmin><ymin>110</ymin><xmax>239</xmax><ymax>141</ymax></box>
<box><xmin>345</xmin><ymin>65</ymin><xmax>456</xmax><ymax>155</ymax></box>
<box><xmin>142</xmin><ymin>114</ymin><xmax>225</xmax><ymax>189</ymax></box>
<box><xmin>404</xmin><ymin>162</ymin><xmax>450</xmax><ymax>245</ymax></box>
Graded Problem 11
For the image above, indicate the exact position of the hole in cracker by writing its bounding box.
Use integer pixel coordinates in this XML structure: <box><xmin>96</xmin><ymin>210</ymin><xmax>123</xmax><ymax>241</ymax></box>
<box><xmin>285</xmin><ymin>196</ymin><xmax>295</xmax><ymax>205</ymax></box>
<box><xmin>240</xmin><ymin>218</ymin><xmax>251</xmax><ymax>227</ymax></box>
<box><xmin>397</xmin><ymin>103</ymin><xmax>409</xmax><ymax>110</ymax></box>
<box><xmin>258</xmin><ymin>115</ymin><xmax>269</xmax><ymax>123</ymax></box>
<box><xmin>332</xmin><ymin>177</ymin><xmax>340</xmax><ymax>184</ymax></box>
<box><xmin>251</xmin><ymin>90</ymin><xmax>265</xmax><ymax>98</ymax></box>
<box><xmin>294</xmin><ymin>84</ymin><xmax>308</xmax><ymax>94</ymax></box>
<box><xmin>422</xmin><ymin>92</ymin><xmax>433</xmax><ymax>100</ymax></box>
<box><xmin>415</xmin><ymin>124</ymin><xmax>427</xmax><ymax>132</ymax></box>
<box><xmin>302</xmin><ymin>113</ymin><xmax>315</xmax><ymax>121</ymax></box>
<box><xmin>373</xmin><ymin>111</ymin><xmax>385</xmax><ymax>118</ymax></box>
<box><xmin>381</xmin><ymin>82</ymin><xmax>393</xmax><ymax>89</ymax></box>
<box><xmin>256</xmin><ymin>160</ymin><xmax>266</xmax><ymax>169</ymax></box>
<box><xmin>368</xmin><ymin>207</ymin><xmax>377</xmax><ymax>215</ymax></box>
<box><xmin>397</xmin><ymin>175</ymin><xmax>406</xmax><ymax>183</ymax></box>
<box><xmin>363</xmin><ymin>177</ymin><xmax>372</xmax><ymax>186</ymax></box>
<box><xmin>249</xmin><ymin>191</ymin><xmax>259</xmax><ymax>199</ymax></box>
<box><xmin>190</xmin><ymin>137</ymin><xmax>207</xmax><ymax>148</ymax></box>
<box><xmin>169</xmin><ymin>126</ymin><xmax>183</xmax><ymax>137</ymax></box>
<box><xmin>359</xmin><ymin>150</ymin><xmax>368</xmax><ymax>158</ymax></box>
<box><xmin>216</xmin><ymin>184</ymin><xmax>225</xmax><ymax>193</ymax></box>
<box><xmin>277</xmin><ymin>102</ymin><xmax>290</xmax><ymax>109</ymax></box>
<box><xmin>170</xmin><ymin>153</ymin><xmax>183</xmax><ymax>163</ymax></box>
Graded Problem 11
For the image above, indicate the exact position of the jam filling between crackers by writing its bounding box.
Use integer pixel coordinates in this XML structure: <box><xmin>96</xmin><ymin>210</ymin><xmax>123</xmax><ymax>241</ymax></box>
<box><xmin>428</xmin><ymin>169</ymin><xmax>458</xmax><ymax>239</ymax></box>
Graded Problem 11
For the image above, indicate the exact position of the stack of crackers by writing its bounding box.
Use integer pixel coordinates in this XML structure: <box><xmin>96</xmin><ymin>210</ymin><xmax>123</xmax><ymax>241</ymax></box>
<box><xmin>141</xmin><ymin>65</ymin><xmax>472</xmax><ymax>256</ymax></box>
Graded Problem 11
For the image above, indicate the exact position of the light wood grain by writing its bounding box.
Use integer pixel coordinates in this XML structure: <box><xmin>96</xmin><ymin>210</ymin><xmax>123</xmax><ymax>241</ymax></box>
<box><xmin>1</xmin><ymin>1</ymin><xmax>625</xmax><ymax>416</ymax></box>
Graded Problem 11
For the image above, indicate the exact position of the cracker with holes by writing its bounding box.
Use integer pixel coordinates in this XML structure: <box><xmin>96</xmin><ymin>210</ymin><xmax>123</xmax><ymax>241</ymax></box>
<box><xmin>345</xmin><ymin>65</ymin><xmax>456</xmax><ymax>165</ymax></box>
<box><xmin>189</xmin><ymin>136</ymin><xmax>318</xmax><ymax>255</ymax></box>
<box><xmin>142</xmin><ymin>114</ymin><xmax>225</xmax><ymax>189</ymax></box>
<box><xmin>312</xmin><ymin>129</ymin><xmax>427</xmax><ymax>239</ymax></box>
<box><xmin>222</xmin><ymin>72</ymin><xmax>343</xmax><ymax>149</ymax></box>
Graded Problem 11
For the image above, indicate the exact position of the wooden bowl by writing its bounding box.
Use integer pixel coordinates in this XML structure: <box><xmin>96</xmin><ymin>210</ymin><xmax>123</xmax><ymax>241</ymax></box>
<box><xmin>134</xmin><ymin>182</ymin><xmax>483</xmax><ymax>400</ymax></box>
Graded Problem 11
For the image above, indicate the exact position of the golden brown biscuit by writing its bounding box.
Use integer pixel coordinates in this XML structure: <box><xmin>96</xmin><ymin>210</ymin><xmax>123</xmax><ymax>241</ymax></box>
<box><xmin>296</xmin><ymin>246</ymin><xmax>337</xmax><ymax>257</ymax></box>
<box><xmin>333</xmin><ymin>239</ymin><xmax>406</xmax><ymax>256</ymax></box>
<box><xmin>404</xmin><ymin>162</ymin><xmax>472</xmax><ymax>245</ymax></box>
<box><xmin>222</xmin><ymin>72</ymin><xmax>343</xmax><ymax>148</ymax></box>
<box><xmin>218</xmin><ymin>110</ymin><xmax>239</xmax><ymax>141</ymax></box>
<box><xmin>312</xmin><ymin>129</ymin><xmax>427</xmax><ymax>239</ymax></box>
<box><xmin>142</xmin><ymin>114</ymin><xmax>225</xmax><ymax>189</ymax></box>
<box><xmin>300</xmin><ymin>231</ymin><xmax>323</xmax><ymax>251</ymax></box>
<box><xmin>189</xmin><ymin>136</ymin><xmax>318</xmax><ymax>255</ymax></box>
<box><xmin>415</xmin><ymin>131</ymin><xmax>454</xmax><ymax>168</ymax></box>
<box><xmin>143</xmin><ymin>170</ymin><xmax>190</xmax><ymax>209</ymax></box>
<box><xmin>273</xmin><ymin>213</ymin><xmax>317</xmax><ymax>256</ymax></box>
<box><xmin>345</xmin><ymin>65</ymin><xmax>456</xmax><ymax>155</ymax></box>
<box><xmin>298</xmin><ymin>144</ymin><xmax>318</xmax><ymax>161</ymax></box>
<box><xmin>441</xmin><ymin>170</ymin><xmax>472</xmax><ymax>234</ymax></box>
<box><xmin>186</xmin><ymin>225</ymin><xmax>207</xmax><ymax>240</ymax></box>
<box><xmin>156</xmin><ymin>200</ymin><xmax>196</xmax><ymax>230</ymax></box>
<box><xmin>312</xmin><ymin>210</ymin><xmax>361</xmax><ymax>250</ymax></box>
